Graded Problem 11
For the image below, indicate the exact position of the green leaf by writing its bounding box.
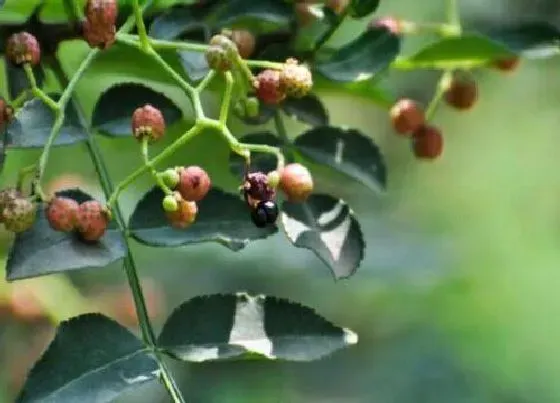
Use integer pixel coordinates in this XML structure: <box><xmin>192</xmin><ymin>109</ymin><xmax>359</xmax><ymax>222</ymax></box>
<box><xmin>91</xmin><ymin>83</ymin><xmax>183</xmax><ymax>137</ymax></box>
<box><xmin>5</xmin><ymin>63</ymin><xmax>44</xmax><ymax>100</ymax></box>
<box><xmin>294</xmin><ymin>126</ymin><xmax>386</xmax><ymax>192</ymax></box>
<box><xmin>229</xmin><ymin>132</ymin><xmax>282</xmax><ymax>177</ymax></box>
<box><xmin>17</xmin><ymin>313</ymin><xmax>158</xmax><ymax>403</ymax></box>
<box><xmin>407</xmin><ymin>34</ymin><xmax>514</xmax><ymax>68</ymax></box>
<box><xmin>282</xmin><ymin>94</ymin><xmax>329</xmax><ymax>127</ymax></box>
<box><xmin>316</xmin><ymin>27</ymin><xmax>400</xmax><ymax>82</ymax></box>
<box><xmin>129</xmin><ymin>187</ymin><xmax>277</xmax><ymax>251</ymax></box>
<box><xmin>6</xmin><ymin>95</ymin><xmax>86</xmax><ymax>148</ymax></box>
<box><xmin>480</xmin><ymin>22</ymin><xmax>560</xmax><ymax>57</ymax></box>
<box><xmin>6</xmin><ymin>189</ymin><xmax>126</xmax><ymax>281</ymax></box>
<box><xmin>350</xmin><ymin>0</ymin><xmax>380</xmax><ymax>18</ymax></box>
<box><xmin>207</xmin><ymin>0</ymin><xmax>294</xmax><ymax>33</ymax></box>
<box><xmin>158</xmin><ymin>293</ymin><xmax>358</xmax><ymax>362</ymax></box>
<box><xmin>281</xmin><ymin>194</ymin><xmax>365</xmax><ymax>279</ymax></box>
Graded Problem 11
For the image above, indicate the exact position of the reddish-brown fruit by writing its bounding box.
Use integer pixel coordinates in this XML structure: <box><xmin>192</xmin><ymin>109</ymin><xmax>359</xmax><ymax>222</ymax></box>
<box><xmin>0</xmin><ymin>98</ymin><xmax>13</xmax><ymax>127</ymax></box>
<box><xmin>75</xmin><ymin>200</ymin><xmax>109</xmax><ymax>242</ymax></box>
<box><xmin>368</xmin><ymin>17</ymin><xmax>403</xmax><ymax>35</ymax></box>
<box><xmin>325</xmin><ymin>0</ymin><xmax>350</xmax><ymax>15</ymax></box>
<box><xmin>492</xmin><ymin>56</ymin><xmax>520</xmax><ymax>73</ymax></box>
<box><xmin>177</xmin><ymin>166</ymin><xmax>211</xmax><ymax>202</ymax></box>
<box><xmin>0</xmin><ymin>188</ymin><xmax>20</xmax><ymax>223</ymax></box>
<box><xmin>280</xmin><ymin>58</ymin><xmax>313</xmax><ymax>98</ymax></box>
<box><xmin>254</xmin><ymin>69</ymin><xmax>286</xmax><ymax>105</ymax></box>
<box><xmin>85</xmin><ymin>0</ymin><xmax>118</xmax><ymax>27</ymax></box>
<box><xmin>243</xmin><ymin>172</ymin><xmax>276</xmax><ymax>207</ymax></box>
<box><xmin>412</xmin><ymin>125</ymin><xmax>443</xmax><ymax>160</ymax></box>
<box><xmin>390</xmin><ymin>98</ymin><xmax>425</xmax><ymax>136</ymax></box>
<box><xmin>83</xmin><ymin>20</ymin><xmax>116</xmax><ymax>49</ymax></box>
<box><xmin>46</xmin><ymin>197</ymin><xmax>79</xmax><ymax>232</ymax></box>
<box><xmin>279</xmin><ymin>163</ymin><xmax>314</xmax><ymax>203</ymax></box>
<box><xmin>165</xmin><ymin>193</ymin><xmax>198</xmax><ymax>228</ymax></box>
<box><xmin>131</xmin><ymin>104</ymin><xmax>166</xmax><ymax>142</ymax></box>
<box><xmin>226</xmin><ymin>29</ymin><xmax>256</xmax><ymax>59</ymax></box>
<box><xmin>6</xmin><ymin>32</ymin><xmax>41</xmax><ymax>66</ymax></box>
<box><xmin>444</xmin><ymin>74</ymin><xmax>478</xmax><ymax>110</ymax></box>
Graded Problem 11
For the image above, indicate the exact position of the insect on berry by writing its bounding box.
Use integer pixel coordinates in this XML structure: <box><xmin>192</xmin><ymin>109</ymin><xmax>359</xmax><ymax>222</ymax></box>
<box><xmin>46</xmin><ymin>197</ymin><xmax>80</xmax><ymax>232</ymax></box>
<box><xmin>250</xmin><ymin>200</ymin><xmax>278</xmax><ymax>228</ymax></box>
<box><xmin>279</xmin><ymin>163</ymin><xmax>314</xmax><ymax>203</ymax></box>
<box><xmin>412</xmin><ymin>125</ymin><xmax>444</xmax><ymax>160</ymax></box>
<box><xmin>131</xmin><ymin>104</ymin><xmax>166</xmax><ymax>142</ymax></box>
<box><xmin>6</xmin><ymin>32</ymin><xmax>41</xmax><ymax>66</ymax></box>
<box><xmin>279</xmin><ymin>58</ymin><xmax>313</xmax><ymax>99</ymax></box>
<box><xmin>254</xmin><ymin>69</ymin><xmax>286</xmax><ymax>105</ymax></box>
<box><xmin>75</xmin><ymin>200</ymin><xmax>109</xmax><ymax>242</ymax></box>
<box><xmin>390</xmin><ymin>98</ymin><xmax>425</xmax><ymax>136</ymax></box>
<box><xmin>177</xmin><ymin>166</ymin><xmax>211</xmax><ymax>202</ymax></box>
<box><xmin>243</xmin><ymin>172</ymin><xmax>276</xmax><ymax>207</ymax></box>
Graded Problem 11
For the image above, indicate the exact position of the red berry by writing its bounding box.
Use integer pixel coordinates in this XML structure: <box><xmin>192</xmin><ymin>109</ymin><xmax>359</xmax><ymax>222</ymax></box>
<box><xmin>85</xmin><ymin>0</ymin><xmax>117</xmax><ymax>27</ymax></box>
<box><xmin>46</xmin><ymin>197</ymin><xmax>79</xmax><ymax>232</ymax></box>
<box><xmin>83</xmin><ymin>20</ymin><xmax>116</xmax><ymax>49</ymax></box>
<box><xmin>412</xmin><ymin>125</ymin><xmax>443</xmax><ymax>160</ymax></box>
<box><xmin>177</xmin><ymin>166</ymin><xmax>211</xmax><ymax>202</ymax></box>
<box><xmin>0</xmin><ymin>98</ymin><xmax>13</xmax><ymax>127</ymax></box>
<box><xmin>390</xmin><ymin>98</ymin><xmax>425</xmax><ymax>136</ymax></box>
<box><xmin>280</xmin><ymin>58</ymin><xmax>313</xmax><ymax>99</ymax></box>
<box><xmin>6</xmin><ymin>32</ymin><xmax>41</xmax><ymax>66</ymax></box>
<box><xmin>254</xmin><ymin>69</ymin><xmax>286</xmax><ymax>105</ymax></box>
<box><xmin>279</xmin><ymin>163</ymin><xmax>314</xmax><ymax>203</ymax></box>
<box><xmin>0</xmin><ymin>188</ymin><xmax>20</xmax><ymax>223</ymax></box>
<box><xmin>444</xmin><ymin>73</ymin><xmax>478</xmax><ymax>110</ymax></box>
<box><xmin>165</xmin><ymin>193</ymin><xmax>198</xmax><ymax>229</ymax></box>
<box><xmin>75</xmin><ymin>200</ymin><xmax>109</xmax><ymax>242</ymax></box>
<box><xmin>492</xmin><ymin>56</ymin><xmax>520</xmax><ymax>73</ymax></box>
<box><xmin>225</xmin><ymin>29</ymin><xmax>255</xmax><ymax>59</ymax></box>
<box><xmin>2</xmin><ymin>197</ymin><xmax>37</xmax><ymax>233</ymax></box>
<box><xmin>131</xmin><ymin>104</ymin><xmax>166</xmax><ymax>142</ymax></box>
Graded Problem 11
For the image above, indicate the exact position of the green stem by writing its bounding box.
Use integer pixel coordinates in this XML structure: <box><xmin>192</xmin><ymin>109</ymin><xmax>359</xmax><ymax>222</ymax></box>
<box><xmin>141</xmin><ymin>137</ymin><xmax>173</xmax><ymax>195</ymax></box>
<box><xmin>132</xmin><ymin>0</ymin><xmax>150</xmax><ymax>51</ymax></box>
<box><xmin>195</xmin><ymin>70</ymin><xmax>216</xmax><ymax>93</ymax></box>
<box><xmin>157</xmin><ymin>358</ymin><xmax>186</xmax><ymax>403</ymax></box>
<box><xmin>390</xmin><ymin>56</ymin><xmax>484</xmax><ymax>71</ymax></box>
<box><xmin>23</xmin><ymin>64</ymin><xmax>59</xmax><ymax>110</ymax></box>
<box><xmin>245</xmin><ymin>60</ymin><xmax>284</xmax><ymax>70</ymax></box>
<box><xmin>407</xmin><ymin>21</ymin><xmax>460</xmax><ymax>36</ymax></box>
<box><xmin>58</xmin><ymin>50</ymin><xmax>99</xmax><ymax>107</ymax></box>
<box><xmin>425</xmin><ymin>70</ymin><xmax>453</xmax><ymax>120</ymax></box>
<box><xmin>10</xmin><ymin>89</ymin><xmax>31</xmax><ymax>107</ymax></box>
<box><xmin>107</xmin><ymin>124</ymin><xmax>205</xmax><ymax>208</ymax></box>
<box><xmin>131</xmin><ymin>35</ymin><xmax>210</xmax><ymax>53</ymax></box>
<box><xmin>446</xmin><ymin>0</ymin><xmax>461</xmax><ymax>30</ymax></box>
<box><xmin>16</xmin><ymin>164</ymin><xmax>36</xmax><ymax>192</ymax></box>
<box><xmin>312</xmin><ymin>6</ymin><xmax>350</xmax><ymax>55</ymax></box>
<box><xmin>236</xmin><ymin>55</ymin><xmax>256</xmax><ymax>85</ymax></box>
<box><xmin>219</xmin><ymin>72</ymin><xmax>234</xmax><ymax>124</ymax></box>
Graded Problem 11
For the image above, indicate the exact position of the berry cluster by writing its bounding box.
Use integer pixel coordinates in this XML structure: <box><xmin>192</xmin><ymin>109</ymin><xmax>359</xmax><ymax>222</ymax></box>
<box><xmin>46</xmin><ymin>197</ymin><xmax>110</xmax><ymax>242</ymax></box>
<box><xmin>83</xmin><ymin>0</ymin><xmax>118</xmax><ymax>49</ymax></box>
<box><xmin>254</xmin><ymin>58</ymin><xmax>313</xmax><ymax>105</ymax></box>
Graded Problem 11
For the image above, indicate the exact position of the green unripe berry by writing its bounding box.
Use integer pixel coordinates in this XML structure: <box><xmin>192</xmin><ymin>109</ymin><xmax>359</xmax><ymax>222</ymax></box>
<box><xmin>160</xmin><ymin>168</ymin><xmax>180</xmax><ymax>189</ymax></box>
<box><xmin>245</xmin><ymin>97</ymin><xmax>260</xmax><ymax>118</ymax></box>
<box><xmin>162</xmin><ymin>194</ymin><xmax>179</xmax><ymax>212</ymax></box>
<box><xmin>266</xmin><ymin>170</ymin><xmax>280</xmax><ymax>189</ymax></box>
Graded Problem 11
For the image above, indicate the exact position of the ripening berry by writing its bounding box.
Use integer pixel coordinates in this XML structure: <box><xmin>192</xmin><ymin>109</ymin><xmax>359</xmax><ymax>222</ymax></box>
<box><xmin>444</xmin><ymin>74</ymin><xmax>478</xmax><ymax>111</ymax></box>
<box><xmin>390</xmin><ymin>98</ymin><xmax>425</xmax><ymax>136</ymax></box>
<box><xmin>492</xmin><ymin>56</ymin><xmax>520</xmax><ymax>73</ymax></box>
<box><xmin>251</xmin><ymin>200</ymin><xmax>278</xmax><ymax>228</ymax></box>
<box><xmin>3</xmin><ymin>197</ymin><xmax>37</xmax><ymax>233</ymax></box>
<box><xmin>165</xmin><ymin>193</ymin><xmax>197</xmax><ymax>229</ymax></box>
<box><xmin>159</xmin><ymin>168</ymin><xmax>180</xmax><ymax>189</ymax></box>
<box><xmin>325</xmin><ymin>0</ymin><xmax>349</xmax><ymax>15</ymax></box>
<box><xmin>6</xmin><ymin>32</ymin><xmax>41</xmax><ymax>66</ymax></box>
<box><xmin>412</xmin><ymin>125</ymin><xmax>443</xmax><ymax>160</ymax></box>
<box><xmin>162</xmin><ymin>194</ymin><xmax>179</xmax><ymax>213</ymax></box>
<box><xmin>368</xmin><ymin>17</ymin><xmax>403</xmax><ymax>35</ymax></box>
<box><xmin>46</xmin><ymin>197</ymin><xmax>79</xmax><ymax>232</ymax></box>
<box><xmin>280</xmin><ymin>58</ymin><xmax>313</xmax><ymax>98</ymax></box>
<box><xmin>177</xmin><ymin>166</ymin><xmax>211</xmax><ymax>202</ymax></box>
<box><xmin>243</xmin><ymin>172</ymin><xmax>276</xmax><ymax>206</ymax></box>
<box><xmin>245</xmin><ymin>97</ymin><xmax>260</xmax><ymax>118</ymax></box>
<box><xmin>226</xmin><ymin>29</ymin><xmax>255</xmax><ymax>59</ymax></box>
<box><xmin>0</xmin><ymin>98</ymin><xmax>13</xmax><ymax>127</ymax></box>
<box><xmin>85</xmin><ymin>0</ymin><xmax>118</xmax><ymax>26</ymax></box>
<box><xmin>266</xmin><ymin>170</ymin><xmax>280</xmax><ymax>189</ymax></box>
<box><xmin>279</xmin><ymin>163</ymin><xmax>313</xmax><ymax>203</ymax></box>
<box><xmin>205</xmin><ymin>45</ymin><xmax>233</xmax><ymax>72</ymax></box>
<box><xmin>131</xmin><ymin>104</ymin><xmax>166</xmax><ymax>142</ymax></box>
<box><xmin>0</xmin><ymin>188</ymin><xmax>20</xmax><ymax>223</ymax></box>
<box><xmin>75</xmin><ymin>200</ymin><xmax>109</xmax><ymax>242</ymax></box>
<box><xmin>254</xmin><ymin>69</ymin><xmax>286</xmax><ymax>105</ymax></box>
<box><xmin>83</xmin><ymin>20</ymin><xmax>116</xmax><ymax>49</ymax></box>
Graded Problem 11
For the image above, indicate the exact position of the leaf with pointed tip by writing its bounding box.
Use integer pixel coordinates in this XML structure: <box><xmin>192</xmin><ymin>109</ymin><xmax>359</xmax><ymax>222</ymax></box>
<box><xmin>6</xmin><ymin>189</ymin><xmax>126</xmax><ymax>281</ymax></box>
<box><xmin>158</xmin><ymin>293</ymin><xmax>358</xmax><ymax>362</ymax></box>
<box><xmin>350</xmin><ymin>0</ymin><xmax>380</xmax><ymax>18</ymax></box>
<box><xmin>316</xmin><ymin>27</ymin><xmax>400</xmax><ymax>82</ymax></box>
<box><xmin>5</xmin><ymin>63</ymin><xmax>44</xmax><ymax>100</ymax></box>
<box><xmin>229</xmin><ymin>132</ymin><xmax>283</xmax><ymax>178</ymax></box>
<box><xmin>479</xmin><ymin>22</ymin><xmax>560</xmax><ymax>58</ymax></box>
<box><xmin>129</xmin><ymin>187</ymin><xmax>277</xmax><ymax>251</ymax></box>
<box><xmin>294</xmin><ymin>126</ymin><xmax>386</xmax><ymax>192</ymax></box>
<box><xmin>281</xmin><ymin>194</ymin><xmax>365</xmax><ymax>279</ymax></box>
<box><xmin>17</xmin><ymin>313</ymin><xmax>158</xmax><ymax>403</ymax></box>
<box><xmin>6</xmin><ymin>95</ymin><xmax>86</xmax><ymax>148</ymax></box>
<box><xmin>91</xmin><ymin>83</ymin><xmax>182</xmax><ymax>137</ymax></box>
<box><xmin>282</xmin><ymin>94</ymin><xmax>329</xmax><ymax>127</ymax></box>
<box><xmin>406</xmin><ymin>34</ymin><xmax>515</xmax><ymax>68</ymax></box>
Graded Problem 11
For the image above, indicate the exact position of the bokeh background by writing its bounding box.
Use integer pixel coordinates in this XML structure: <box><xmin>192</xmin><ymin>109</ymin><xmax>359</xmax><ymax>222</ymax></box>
<box><xmin>2</xmin><ymin>0</ymin><xmax>560</xmax><ymax>402</ymax></box>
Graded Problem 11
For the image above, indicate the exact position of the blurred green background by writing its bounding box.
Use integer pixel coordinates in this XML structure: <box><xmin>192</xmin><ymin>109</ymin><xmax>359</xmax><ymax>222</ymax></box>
<box><xmin>2</xmin><ymin>0</ymin><xmax>560</xmax><ymax>402</ymax></box>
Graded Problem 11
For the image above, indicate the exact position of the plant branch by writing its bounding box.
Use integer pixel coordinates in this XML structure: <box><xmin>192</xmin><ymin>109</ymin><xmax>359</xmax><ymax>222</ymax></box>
<box><xmin>141</xmin><ymin>137</ymin><xmax>173</xmax><ymax>195</ymax></box>
<box><xmin>425</xmin><ymin>70</ymin><xmax>453</xmax><ymax>120</ymax></box>
<box><xmin>195</xmin><ymin>70</ymin><xmax>216</xmax><ymax>93</ymax></box>
<box><xmin>446</xmin><ymin>0</ymin><xmax>460</xmax><ymax>28</ymax></box>
<box><xmin>245</xmin><ymin>60</ymin><xmax>284</xmax><ymax>70</ymax></box>
<box><xmin>23</xmin><ymin>64</ymin><xmax>59</xmax><ymax>110</ymax></box>
<box><xmin>132</xmin><ymin>0</ymin><xmax>150</xmax><ymax>51</ymax></box>
<box><xmin>219</xmin><ymin>72</ymin><xmax>234</xmax><ymax>124</ymax></box>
